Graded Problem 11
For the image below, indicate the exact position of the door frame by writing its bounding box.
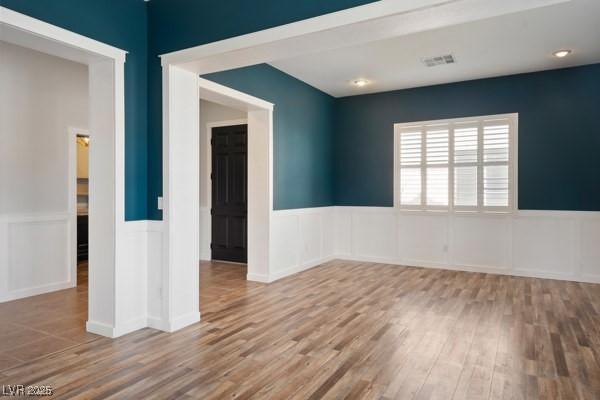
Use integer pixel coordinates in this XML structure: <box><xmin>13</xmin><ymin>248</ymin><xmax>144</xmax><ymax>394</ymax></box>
<box><xmin>202</xmin><ymin>119</ymin><xmax>247</xmax><ymax>261</ymax></box>
<box><xmin>0</xmin><ymin>7</ymin><xmax>131</xmax><ymax>338</ymax></box>
<box><xmin>68</xmin><ymin>127</ymin><xmax>90</xmax><ymax>286</ymax></box>
<box><xmin>161</xmin><ymin>68</ymin><xmax>273</xmax><ymax>331</ymax></box>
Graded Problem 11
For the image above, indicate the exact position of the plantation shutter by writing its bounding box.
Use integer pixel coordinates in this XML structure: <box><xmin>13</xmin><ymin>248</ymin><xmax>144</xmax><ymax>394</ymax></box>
<box><xmin>399</xmin><ymin>130</ymin><xmax>422</xmax><ymax>206</ymax></box>
<box><xmin>483</xmin><ymin>121</ymin><xmax>510</xmax><ymax>207</ymax></box>
<box><xmin>425</xmin><ymin>126</ymin><xmax>449</xmax><ymax>206</ymax></box>
<box><xmin>454</xmin><ymin>124</ymin><xmax>478</xmax><ymax>207</ymax></box>
<box><xmin>396</xmin><ymin>113</ymin><xmax>515</xmax><ymax>212</ymax></box>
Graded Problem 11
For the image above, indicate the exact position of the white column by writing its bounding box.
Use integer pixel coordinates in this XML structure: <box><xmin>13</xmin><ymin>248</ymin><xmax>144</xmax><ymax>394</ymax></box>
<box><xmin>87</xmin><ymin>57</ymin><xmax>144</xmax><ymax>337</ymax></box>
<box><xmin>86</xmin><ymin>59</ymin><xmax>117</xmax><ymax>335</ymax></box>
<box><xmin>161</xmin><ymin>64</ymin><xmax>201</xmax><ymax>331</ymax></box>
<box><xmin>247</xmin><ymin>109</ymin><xmax>273</xmax><ymax>282</ymax></box>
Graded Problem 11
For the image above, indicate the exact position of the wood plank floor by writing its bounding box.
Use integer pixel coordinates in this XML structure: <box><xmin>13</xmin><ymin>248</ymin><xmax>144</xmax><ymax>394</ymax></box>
<box><xmin>0</xmin><ymin>263</ymin><xmax>97</xmax><ymax>371</ymax></box>
<box><xmin>1</xmin><ymin>260</ymin><xmax>600</xmax><ymax>399</ymax></box>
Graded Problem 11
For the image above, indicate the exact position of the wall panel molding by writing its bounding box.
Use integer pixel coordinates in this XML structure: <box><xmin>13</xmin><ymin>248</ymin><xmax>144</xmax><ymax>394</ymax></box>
<box><xmin>333</xmin><ymin>207</ymin><xmax>600</xmax><ymax>284</ymax></box>
<box><xmin>0</xmin><ymin>213</ymin><xmax>74</xmax><ymax>302</ymax></box>
<box><xmin>269</xmin><ymin>207</ymin><xmax>335</xmax><ymax>282</ymax></box>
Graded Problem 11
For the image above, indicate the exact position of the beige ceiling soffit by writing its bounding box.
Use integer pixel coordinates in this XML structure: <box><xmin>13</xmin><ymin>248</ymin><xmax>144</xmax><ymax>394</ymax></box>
<box><xmin>161</xmin><ymin>0</ymin><xmax>570</xmax><ymax>74</ymax></box>
<box><xmin>160</xmin><ymin>0</ymin><xmax>452</xmax><ymax>65</ymax></box>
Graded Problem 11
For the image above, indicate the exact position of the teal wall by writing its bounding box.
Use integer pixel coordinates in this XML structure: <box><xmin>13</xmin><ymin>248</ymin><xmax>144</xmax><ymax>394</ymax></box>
<box><xmin>204</xmin><ymin>65</ymin><xmax>336</xmax><ymax>209</ymax></box>
<box><xmin>1</xmin><ymin>0</ymin><xmax>149</xmax><ymax>220</ymax></box>
<box><xmin>2</xmin><ymin>0</ymin><xmax>377</xmax><ymax>220</ymax></box>
<box><xmin>3</xmin><ymin>1</ymin><xmax>599</xmax><ymax>215</ymax></box>
<box><xmin>146</xmin><ymin>0</ymin><xmax>379</xmax><ymax>219</ymax></box>
<box><xmin>335</xmin><ymin>64</ymin><xmax>600</xmax><ymax>211</ymax></box>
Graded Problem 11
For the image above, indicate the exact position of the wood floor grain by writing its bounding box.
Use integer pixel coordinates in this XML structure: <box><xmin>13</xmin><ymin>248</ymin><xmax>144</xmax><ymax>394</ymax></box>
<box><xmin>0</xmin><ymin>263</ymin><xmax>96</xmax><ymax>370</ymax></box>
<box><xmin>1</xmin><ymin>260</ymin><xmax>600</xmax><ymax>399</ymax></box>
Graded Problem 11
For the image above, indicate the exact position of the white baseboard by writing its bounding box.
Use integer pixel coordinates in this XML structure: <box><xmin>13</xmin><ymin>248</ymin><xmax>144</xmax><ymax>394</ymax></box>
<box><xmin>169</xmin><ymin>311</ymin><xmax>201</xmax><ymax>332</ymax></box>
<box><xmin>88</xmin><ymin>313</ymin><xmax>201</xmax><ymax>338</ymax></box>
<box><xmin>247</xmin><ymin>257</ymin><xmax>335</xmax><ymax>283</ymax></box>
<box><xmin>1</xmin><ymin>280</ymin><xmax>75</xmax><ymax>303</ymax></box>
<box><xmin>247</xmin><ymin>273</ymin><xmax>271</xmax><ymax>283</ymax></box>
<box><xmin>114</xmin><ymin>317</ymin><xmax>149</xmax><ymax>337</ymax></box>
<box><xmin>333</xmin><ymin>255</ymin><xmax>600</xmax><ymax>285</ymax></box>
<box><xmin>269</xmin><ymin>256</ymin><xmax>335</xmax><ymax>282</ymax></box>
<box><xmin>581</xmin><ymin>273</ymin><xmax>600</xmax><ymax>284</ymax></box>
<box><xmin>146</xmin><ymin>315</ymin><xmax>167</xmax><ymax>331</ymax></box>
<box><xmin>86</xmin><ymin>320</ymin><xmax>114</xmax><ymax>337</ymax></box>
<box><xmin>86</xmin><ymin>317</ymin><xmax>148</xmax><ymax>338</ymax></box>
<box><xmin>147</xmin><ymin>312</ymin><xmax>201</xmax><ymax>332</ymax></box>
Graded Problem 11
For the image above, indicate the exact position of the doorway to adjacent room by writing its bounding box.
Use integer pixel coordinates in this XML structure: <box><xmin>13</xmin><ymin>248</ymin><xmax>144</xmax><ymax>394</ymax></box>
<box><xmin>210</xmin><ymin>123</ymin><xmax>248</xmax><ymax>264</ymax></box>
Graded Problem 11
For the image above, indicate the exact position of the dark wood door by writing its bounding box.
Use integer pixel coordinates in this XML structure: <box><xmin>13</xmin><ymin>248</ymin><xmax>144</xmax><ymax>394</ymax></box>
<box><xmin>211</xmin><ymin>124</ymin><xmax>248</xmax><ymax>263</ymax></box>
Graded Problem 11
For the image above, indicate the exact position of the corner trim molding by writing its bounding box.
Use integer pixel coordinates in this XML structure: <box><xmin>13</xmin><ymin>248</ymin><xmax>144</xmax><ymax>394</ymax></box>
<box><xmin>0</xmin><ymin>281</ymin><xmax>75</xmax><ymax>303</ymax></box>
<box><xmin>86</xmin><ymin>317</ymin><xmax>148</xmax><ymax>338</ymax></box>
<box><xmin>148</xmin><ymin>312</ymin><xmax>201</xmax><ymax>332</ymax></box>
<box><xmin>333</xmin><ymin>255</ymin><xmax>600</xmax><ymax>285</ymax></box>
<box><xmin>158</xmin><ymin>0</ymin><xmax>568</xmax><ymax>75</ymax></box>
<box><xmin>247</xmin><ymin>273</ymin><xmax>271</xmax><ymax>283</ymax></box>
<box><xmin>0</xmin><ymin>6</ymin><xmax>127</xmax><ymax>61</ymax></box>
<box><xmin>268</xmin><ymin>256</ymin><xmax>335</xmax><ymax>282</ymax></box>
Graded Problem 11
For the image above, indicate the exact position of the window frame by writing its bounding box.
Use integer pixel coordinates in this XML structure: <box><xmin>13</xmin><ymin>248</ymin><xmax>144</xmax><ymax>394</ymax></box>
<box><xmin>394</xmin><ymin>113</ymin><xmax>518</xmax><ymax>214</ymax></box>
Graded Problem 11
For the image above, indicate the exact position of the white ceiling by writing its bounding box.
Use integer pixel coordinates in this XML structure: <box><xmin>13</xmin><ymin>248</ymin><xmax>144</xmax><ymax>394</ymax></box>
<box><xmin>270</xmin><ymin>0</ymin><xmax>600</xmax><ymax>97</ymax></box>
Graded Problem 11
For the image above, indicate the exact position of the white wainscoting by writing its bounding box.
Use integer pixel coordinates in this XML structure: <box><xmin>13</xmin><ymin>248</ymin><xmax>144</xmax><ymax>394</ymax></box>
<box><xmin>145</xmin><ymin>220</ymin><xmax>166</xmax><ymax>330</ymax></box>
<box><xmin>113</xmin><ymin>220</ymin><xmax>149</xmax><ymax>336</ymax></box>
<box><xmin>0</xmin><ymin>213</ymin><xmax>75</xmax><ymax>302</ymax></box>
<box><xmin>269</xmin><ymin>207</ymin><xmax>335</xmax><ymax>282</ymax></box>
<box><xmin>199</xmin><ymin>206</ymin><xmax>211</xmax><ymax>261</ymax></box>
<box><xmin>120</xmin><ymin>220</ymin><xmax>167</xmax><ymax>332</ymax></box>
<box><xmin>333</xmin><ymin>207</ymin><xmax>600</xmax><ymax>284</ymax></box>
<box><xmin>98</xmin><ymin>220</ymin><xmax>166</xmax><ymax>336</ymax></box>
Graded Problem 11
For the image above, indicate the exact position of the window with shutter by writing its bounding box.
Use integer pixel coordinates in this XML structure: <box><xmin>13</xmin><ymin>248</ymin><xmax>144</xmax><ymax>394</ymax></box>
<box><xmin>394</xmin><ymin>113</ymin><xmax>517</xmax><ymax>212</ymax></box>
<box><xmin>483</xmin><ymin>122</ymin><xmax>510</xmax><ymax>208</ymax></box>
<box><xmin>398</xmin><ymin>130</ymin><xmax>422</xmax><ymax>206</ymax></box>
<box><xmin>425</xmin><ymin>127</ymin><xmax>449</xmax><ymax>207</ymax></box>
<box><xmin>454</xmin><ymin>124</ymin><xmax>478</xmax><ymax>207</ymax></box>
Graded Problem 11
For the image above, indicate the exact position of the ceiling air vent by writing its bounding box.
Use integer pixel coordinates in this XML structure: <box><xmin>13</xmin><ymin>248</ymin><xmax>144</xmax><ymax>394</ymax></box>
<box><xmin>422</xmin><ymin>54</ymin><xmax>455</xmax><ymax>67</ymax></box>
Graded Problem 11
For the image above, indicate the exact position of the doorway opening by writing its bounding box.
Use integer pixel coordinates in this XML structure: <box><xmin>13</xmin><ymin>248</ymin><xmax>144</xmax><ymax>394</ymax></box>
<box><xmin>1</xmin><ymin>7</ymin><xmax>128</xmax><ymax>339</ymax></box>
<box><xmin>0</xmin><ymin>40</ymin><xmax>99</xmax><ymax>358</ymax></box>
<box><xmin>159</xmin><ymin>69</ymin><xmax>273</xmax><ymax>329</ymax></box>
<box><xmin>75</xmin><ymin>132</ymin><xmax>90</xmax><ymax>262</ymax></box>
<box><xmin>74</xmin><ymin>130</ymin><xmax>90</xmax><ymax>298</ymax></box>
<box><xmin>199</xmin><ymin>100</ymin><xmax>249</xmax><ymax>264</ymax></box>
<box><xmin>198</xmin><ymin>101</ymin><xmax>250</xmax><ymax>314</ymax></box>
<box><xmin>210</xmin><ymin>123</ymin><xmax>248</xmax><ymax>264</ymax></box>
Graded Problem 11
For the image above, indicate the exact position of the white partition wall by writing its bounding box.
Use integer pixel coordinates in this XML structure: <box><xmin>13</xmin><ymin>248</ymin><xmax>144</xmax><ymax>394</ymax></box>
<box><xmin>157</xmin><ymin>65</ymin><xmax>201</xmax><ymax>331</ymax></box>
<box><xmin>159</xmin><ymin>68</ymin><xmax>274</xmax><ymax>330</ymax></box>
<box><xmin>0</xmin><ymin>7</ymin><xmax>144</xmax><ymax>338</ymax></box>
<box><xmin>246</xmin><ymin>109</ymin><xmax>274</xmax><ymax>282</ymax></box>
<box><xmin>86</xmin><ymin>58</ymin><xmax>146</xmax><ymax>337</ymax></box>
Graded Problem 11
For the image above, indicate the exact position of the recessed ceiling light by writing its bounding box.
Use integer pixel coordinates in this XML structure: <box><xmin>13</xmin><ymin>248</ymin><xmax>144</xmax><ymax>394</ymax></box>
<box><xmin>352</xmin><ymin>79</ymin><xmax>370</xmax><ymax>87</ymax></box>
<box><xmin>553</xmin><ymin>49</ymin><xmax>572</xmax><ymax>58</ymax></box>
